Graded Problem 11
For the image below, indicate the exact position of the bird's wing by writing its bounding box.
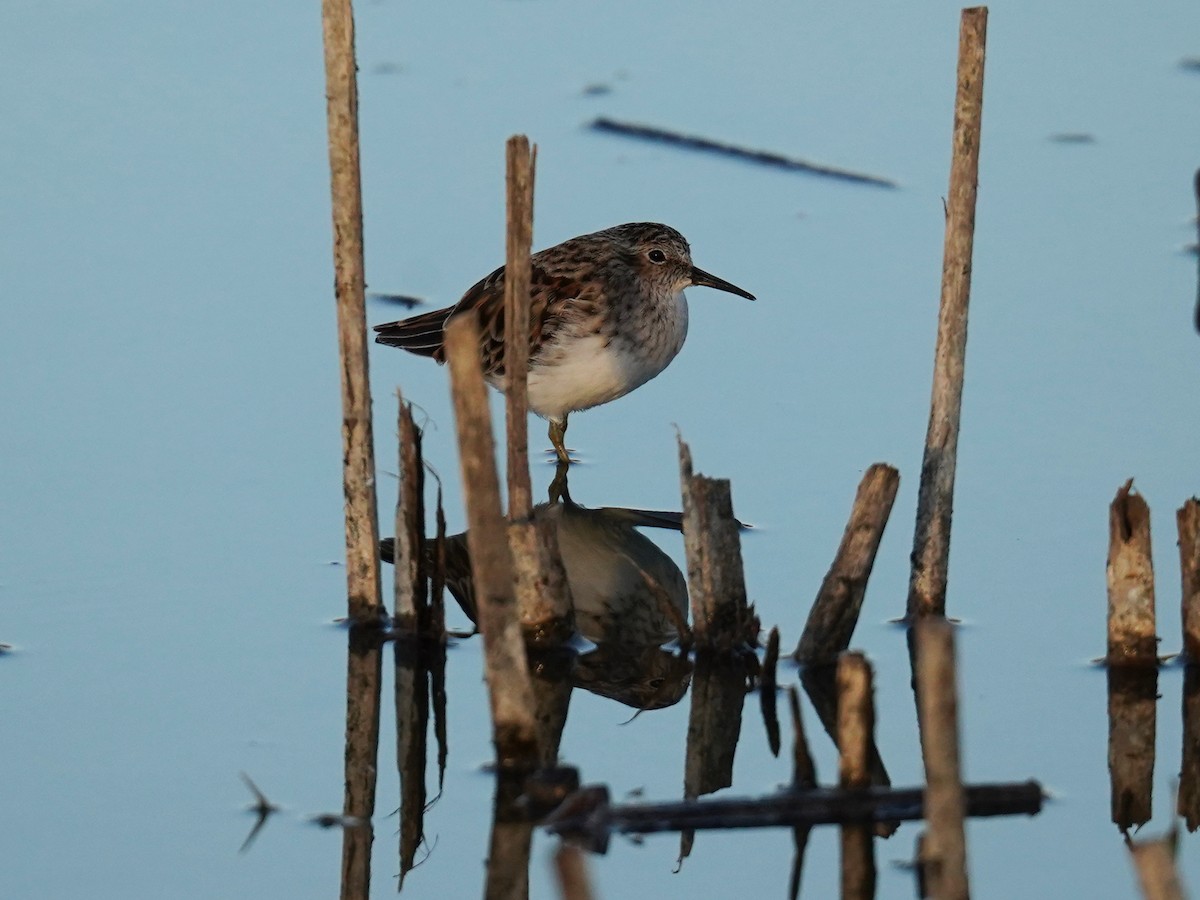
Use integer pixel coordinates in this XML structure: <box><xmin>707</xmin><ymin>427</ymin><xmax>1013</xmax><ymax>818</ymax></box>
<box><xmin>452</xmin><ymin>262</ymin><xmax>596</xmax><ymax>376</ymax></box>
<box><xmin>372</xmin><ymin>264</ymin><xmax>507</xmax><ymax>362</ymax></box>
<box><xmin>373</xmin><ymin>259</ymin><xmax>597</xmax><ymax>374</ymax></box>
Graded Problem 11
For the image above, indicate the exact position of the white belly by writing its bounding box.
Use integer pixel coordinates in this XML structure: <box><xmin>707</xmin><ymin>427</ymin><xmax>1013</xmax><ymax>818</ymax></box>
<box><xmin>524</xmin><ymin>292</ymin><xmax>689</xmax><ymax>421</ymax></box>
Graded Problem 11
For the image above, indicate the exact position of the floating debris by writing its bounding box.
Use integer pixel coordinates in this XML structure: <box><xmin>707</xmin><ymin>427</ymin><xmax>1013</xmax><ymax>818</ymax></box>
<box><xmin>589</xmin><ymin>117</ymin><xmax>897</xmax><ymax>189</ymax></box>
<box><xmin>370</xmin><ymin>292</ymin><xmax>424</xmax><ymax>309</ymax></box>
<box><xmin>370</xmin><ymin>61</ymin><xmax>404</xmax><ymax>76</ymax></box>
<box><xmin>1193</xmin><ymin>169</ymin><xmax>1199</xmax><ymax>334</ymax></box>
<box><xmin>1048</xmin><ymin>132</ymin><xmax>1096</xmax><ymax>144</ymax></box>
<box><xmin>308</xmin><ymin>812</ymin><xmax>367</xmax><ymax>829</ymax></box>
<box><xmin>1179</xmin><ymin>57</ymin><xmax>1200</xmax><ymax>73</ymax></box>
<box><xmin>582</xmin><ymin>83</ymin><xmax>613</xmax><ymax>97</ymax></box>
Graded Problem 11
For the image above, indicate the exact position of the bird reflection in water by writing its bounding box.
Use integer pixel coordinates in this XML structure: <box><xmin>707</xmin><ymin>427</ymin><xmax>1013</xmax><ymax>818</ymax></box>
<box><xmin>382</xmin><ymin>465</ymin><xmax>693</xmax><ymax>709</ymax></box>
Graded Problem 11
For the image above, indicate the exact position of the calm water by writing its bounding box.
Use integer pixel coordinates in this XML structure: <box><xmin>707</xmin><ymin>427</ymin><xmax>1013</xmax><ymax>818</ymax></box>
<box><xmin>4</xmin><ymin>1</ymin><xmax>1200</xmax><ymax>897</ymax></box>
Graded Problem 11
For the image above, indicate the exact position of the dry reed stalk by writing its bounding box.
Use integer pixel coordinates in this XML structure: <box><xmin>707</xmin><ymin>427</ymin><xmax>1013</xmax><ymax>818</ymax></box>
<box><xmin>499</xmin><ymin>138</ymin><xmax>573</xmax><ymax>637</ymax></box>
<box><xmin>1127</xmin><ymin>830</ymin><xmax>1184</xmax><ymax>900</ymax></box>
<box><xmin>445</xmin><ymin>314</ymin><xmax>538</xmax><ymax>764</ymax></box>
<box><xmin>553</xmin><ymin>844</ymin><xmax>596</xmax><ymax>900</ymax></box>
<box><xmin>1107</xmin><ymin>480</ymin><xmax>1158</xmax><ymax>665</ymax></box>
<box><xmin>504</xmin><ymin>136</ymin><xmax>536</xmax><ymax>519</ymax></box>
<box><xmin>321</xmin><ymin>0</ymin><xmax>382</xmax><ymax>622</ymax></box>
<box><xmin>795</xmin><ymin>464</ymin><xmax>899</xmax><ymax>663</ymax></box>
<box><xmin>393</xmin><ymin>394</ymin><xmax>426</xmax><ymax>630</ymax></box>
<box><xmin>678</xmin><ymin>437</ymin><xmax>753</xmax><ymax>648</ymax></box>
<box><xmin>907</xmin><ymin>6</ymin><xmax>988</xmax><ymax>620</ymax></box>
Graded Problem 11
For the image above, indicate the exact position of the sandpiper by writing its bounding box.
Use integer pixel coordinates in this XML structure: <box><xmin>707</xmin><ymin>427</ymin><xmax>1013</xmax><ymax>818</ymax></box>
<box><xmin>373</xmin><ymin>222</ymin><xmax>754</xmax><ymax>462</ymax></box>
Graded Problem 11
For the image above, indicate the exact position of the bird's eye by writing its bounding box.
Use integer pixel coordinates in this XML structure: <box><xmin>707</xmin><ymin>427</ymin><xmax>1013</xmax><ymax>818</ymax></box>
<box><xmin>647</xmin><ymin>249</ymin><xmax>667</xmax><ymax>264</ymax></box>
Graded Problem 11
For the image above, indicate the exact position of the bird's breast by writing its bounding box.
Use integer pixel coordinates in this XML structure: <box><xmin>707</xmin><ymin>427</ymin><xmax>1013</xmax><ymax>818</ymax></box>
<box><xmin>524</xmin><ymin>291</ymin><xmax>688</xmax><ymax>420</ymax></box>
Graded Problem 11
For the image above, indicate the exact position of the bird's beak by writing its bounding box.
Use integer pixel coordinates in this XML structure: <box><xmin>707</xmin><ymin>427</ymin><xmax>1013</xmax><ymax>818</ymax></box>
<box><xmin>689</xmin><ymin>265</ymin><xmax>756</xmax><ymax>301</ymax></box>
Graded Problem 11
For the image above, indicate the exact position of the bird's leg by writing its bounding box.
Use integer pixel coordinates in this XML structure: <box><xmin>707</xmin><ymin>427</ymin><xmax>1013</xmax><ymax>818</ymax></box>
<box><xmin>548</xmin><ymin>416</ymin><xmax>571</xmax><ymax>465</ymax></box>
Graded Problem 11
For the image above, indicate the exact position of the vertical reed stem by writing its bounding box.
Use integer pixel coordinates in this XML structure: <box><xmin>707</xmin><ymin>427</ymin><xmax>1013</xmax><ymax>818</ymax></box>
<box><xmin>321</xmin><ymin>0</ymin><xmax>382</xmax><ymax>621</ymax></box>
<box><xmin>498</xmin><ymin>138</ymin><xmax>572</xmax><ymax>638</ymax></box>
<box><xmin>504</xmin><ymin>136</ymin><xmax>536</xmax><ymax>520</ymax></box>
<box><xmin>907</xmin><ymin>6</ymin><xmax>988</xmax><ymax>620</ymax></box>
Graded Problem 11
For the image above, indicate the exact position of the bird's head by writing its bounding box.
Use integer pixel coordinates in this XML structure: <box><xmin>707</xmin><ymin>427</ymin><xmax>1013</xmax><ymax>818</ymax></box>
<box><xmin>615</xmin><ymin>222</ymin><xmax>755</xmax><ymax>301</ymax></box>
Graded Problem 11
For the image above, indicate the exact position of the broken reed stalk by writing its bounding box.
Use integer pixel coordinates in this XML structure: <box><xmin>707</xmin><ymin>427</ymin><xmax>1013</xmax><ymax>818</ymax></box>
<box><xmin>504</xmin><ymin>135</ymin><xmax>536</xmax><ymax>520</ymax></box>
<box><xmin>795</xmin><ymin>464</ymin><xmax>900</xmax><ymax>663</ymax></box>
<box><xmin>553</xmin><ymin>844</ymin><xmax>596</xmax><ymax>900</ymax></box>
<box><xmin>915</xmin><ymin>617</ymin><xmax>970</xmax><ymax>900</ymax></box>
<box><xmin>1179</xmin><ymin>498</ymin><xmax>1200</xmax><ymax>661</ymax></box>
<box><xmin>678</xmin><ymin>436</ymin><xmax>753</xmax><ymax>648</ymax></box>
<box><xmin>837</xmin><ymin>653</ymin><xmax>877</xmax><ymax>900</ymax></box>
<box><xmin>393</xmin><ymin>394</ymin><xmax>426</xmax><ymax>630</ymax></box>
<box><xmin>444</xmin><ymin>314</ymin><xmax>539</xmax><ymax>764</ymax></box>
<box><xmin>1127</xmin><ymin>831</ymin><xmax>1185</xmax><ymax>900</ymax></box>
<box><xmin>907</xmin><ymin>6</ymin><xmax>988</xmax><ymax>620</ymax></box>
<box><xmin>1107</xmin><ymin>480</ymin><xmax>1158</xmax><ymax>665</ymax></box>
<box><xmin>321</xmin><ymin>0</ymin><xmax>382</xmax><ymax>622</ymax></box>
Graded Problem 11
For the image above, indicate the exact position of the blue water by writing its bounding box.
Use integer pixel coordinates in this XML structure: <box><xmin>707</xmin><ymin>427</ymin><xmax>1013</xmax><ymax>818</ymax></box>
<box><xmin>3</xmin><ymin>0</ymin><xmax>1199</xmax><ymax>897</ymax></box>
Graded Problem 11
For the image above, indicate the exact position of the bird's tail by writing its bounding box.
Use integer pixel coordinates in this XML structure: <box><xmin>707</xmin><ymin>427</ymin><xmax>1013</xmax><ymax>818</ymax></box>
<box><xmin>373</xmin><ymin>306</ymin><xmax>456</xmax><ymax>361</ymax></box>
